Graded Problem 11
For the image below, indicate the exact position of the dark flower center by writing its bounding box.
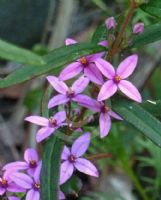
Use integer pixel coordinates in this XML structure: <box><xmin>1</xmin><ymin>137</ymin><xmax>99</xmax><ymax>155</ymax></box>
<box><xmin>0</xmin><ymin>178</ymin><xmax>8</xmax><ymax>188</ymax></box>
<box><xmin>66</xmin><ymin>88</ymin><xmax>75</xmax><ymax>98</ymax></box>
<box><xmin>49</xmin><ymin>117</ymin><xmax>57</xmax><ymax>127</ymax></box>
<box><xmin>29</xmin><ymin>160</ymin><xmax>37</xmax><ymax>168</ymax></box>
<box><xmin>33</xmin><ymin>182</ymin><xmax>40</xmax><ymax>191</ymax></box>
<box><xmin>101</xmin><ymin>105</ymin><xmax>110</xmax><ymax>113</ymax></box>
<box><xmin>113</xmin><ymin>75</ymin><xmax>121</xmax><ymax>83</ymax></box>
<box><xmin>80</xmin><ymin>56</ymin><xmax>88</xmax><ymax>66</ymax></box>
<box><xmin>68</xmin><ymin>154</ymin><xmax>77</xmax><ymax>163</ymax></box>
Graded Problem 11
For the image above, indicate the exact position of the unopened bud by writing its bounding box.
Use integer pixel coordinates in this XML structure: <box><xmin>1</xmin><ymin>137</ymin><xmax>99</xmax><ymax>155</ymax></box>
<box><xmin>105</xmin><ymin>17</ymin><xmax>117</xmax><ymax>30</ymax></box>
<box><xmin>132</xmin><ymin>22</ymin><xmax>144</xmax><ymax>35</ymax></box>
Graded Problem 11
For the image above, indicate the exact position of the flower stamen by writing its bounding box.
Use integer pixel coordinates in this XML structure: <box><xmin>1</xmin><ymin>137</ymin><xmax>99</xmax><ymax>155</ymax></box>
<box><xmin>80</xmin><ymin>57</ymin><xmax>88</xmax><ymax>66</ymax></box>
<box><xmin>29</xmin><ymin>160</ymin><xmax>37</xmax><ymax>168</ymax></box>
<box><xmin>114</xmin><ymin>75</ymin><xmax>121</xmax><ymax>83</ymax></box>
<box><xmin>49</xmin><ymin>117</ymin><xmax>57</xmax><ymax>127</ymax></box>
<box><xmin>1</xmin><ymin>178</ymin><xmax>8</xmax><ymax>188</ymax></box>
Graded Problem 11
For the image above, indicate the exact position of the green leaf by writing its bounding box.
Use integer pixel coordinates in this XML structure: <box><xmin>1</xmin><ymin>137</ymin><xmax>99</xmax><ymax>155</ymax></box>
<box><xmin>112</xmin><ymin>98</ymin><xmax>161</xmax><ymax>147</ymax></box>
<box><xmin>141</xmin><ymin>0</ymin><xmax>161</xmax><ymax>18</ymax></box>
<box><xmin>0</xmin><ymin>39</ymin><xmax>44</xmax><ymax>66</ymax></box>
<box><xmin>41</xmin><ymin>135</ymin><xmax>64</xmax><ymax>200</ymax></box>
<box><xmin>131</xmin><ymin>23</ymin><xmax>161</xmax><ymax>48</ymax></box>
<box><xmin>0</xmin><ymin>43</ymin><xmax>105</xmax><ymax>88</ymax></box>
<box><xmin>92</xmin><ymin>24</ymin><xmax>107</xmax><ymax>43</ymax></box>
<box><xmin>141</xmin><ymin>100</ymin><xmax>161</xmax><ymax>117</ymax></box>
<box><xmin>40</xmin><ymin>84</ymin><xmax>64</xmax><ymax>200</ymax></box>
<box><xmin>61</xmin><ymin>176</ymin><xmax>82</xmax><ymax>195</ymax></box>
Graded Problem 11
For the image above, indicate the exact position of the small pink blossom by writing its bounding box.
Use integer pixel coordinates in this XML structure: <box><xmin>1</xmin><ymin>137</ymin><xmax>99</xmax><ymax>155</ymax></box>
<box><xmin>60</xmin><ymin>133</ymin><xmax>99</xmax><ymax>185</ymax></box>
<box><xmin>47</xmin><ymin>75</ymin><xmax>90</xmax><ymax>108</ymax></box>
<box><xmin>25</xmin><ymin>111</ymin><xmax>66</xmax><ymax>143</ymax></box>
<box><xmin>105</xmin><ymin>17</ymin><xmax>117</xmax><ymax>30</ymax></box>
<box><xmin>3</xmin><ymin>148</ymin><xmax>40</xmax><ymax>176</ymax></box>
<box><xmin>0</xmin><ymin>170</ymin><xmax>24</xmax><ymax>196</ymax></box>
<box><xmin>95</xmin><ymin>54</ymin><xmax>142</xmax><ymax>102</ymax></box>
<box><xmin>78</xmin><ymin>96</ymin><xmax>122</xmax><ymax>137</ymax></box>
<box><xmin>59</xmin><ymin>38</ymin><xmax>105</xmax><ymax>85</ymax></box>
<box><xmin>133</xmin><ymin>22</ymin><xmax>144</xmax><ymax>34</ymax></box>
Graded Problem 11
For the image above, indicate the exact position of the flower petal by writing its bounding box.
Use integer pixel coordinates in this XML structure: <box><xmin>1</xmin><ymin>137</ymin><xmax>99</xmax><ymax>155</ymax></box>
<box><xmin>10</xmin><ymin>173</ymin><xmax>33</xmax><ymax>189</ymax></box>
<box><xmin>48</xmin><ymin>94</ymin><xmax>69</xmax><ymax>108</ymax></box>
<box><xmin>98</xmin><ymin>40</ymin><xmax>108</xmax><ymax>47</ymax></box>
<box><xmin>24</xmin><ymin>116</ymin><xmax>48</xmax><ymax>126</ymax></box>
<box><xmin>46</xmin><ymin>76</ymin><xmax>68</xmax><ymax>94</ymax></box>
<box><xmin>24</xmin><ymin>148</ymin><xmax>39</xmax><ymax>163</ymax></box>
<box><xmin>65</xmin><ymin>38</ymin><xmax>77</xmax><ymax>45</ymax></box>
<box><xmin>33</xmin><ymin>161</ymin><xmax>42</xmax><ymax>183</ymax></box>
<box><xmin>97</xmin><ymin>80</ymin><xmax>117</xmax><ymax>101</ymax></box>
<box><xmin>74</xmin><ymin>158</ymin><xmax>99</xmax><ymax>177</ymax></box>
<box><xmin>26</xmin><ymin>189</ymin><xmax>40</xmax><ymax>200</ymax></box>
<box><xmin>116</xmin><ymin>54</ymin><xmax>138</xmax><ymax>78</ymax></box>
<box><xmin>71</xmin><ymin>132</ymin><xmax>90</xmax><ymax>157</ymax></box>
<box><xmin>75</xmin><ymin>94</ymin><xmax>101</xmax><ymax>112</ymax></box>
<box><xmin>59</xmin><ymin>191</ymin><xmax>65</xmax><ymax>200</ymax></box>
<box><xmin>3</xmin><ymin>161</ymin><xmax>28</xmax><ymax>171</ymax></box>
<box><xmin>60</xmin><ymin>161</ymin><xmax>74</xmax><ymax>185</ymax></box>
<box><xmin>71</xmin><ymin>76</ymin><xmax>89</xmax><ymax>94</ymax></box>
<box><xmin>59</xmin><ymin>62</ymin><xmax>82</xmax><ymax>81</ymax></box>
<box><xmin>109</xmin><ymin>110</ymin><xmax>123</xmax><ymax>120</ymax></box>
<box><xmin>84</xmin><ymin>63</ymin><xmax>104</xmax><ymax>85</ymax></box>
<box><xmin>87</xmin><ymin>52</ymin><xmax>104</xmax><ymax>62</ymax></box>
<box><xmin>94</xmin><ymin>58</ymin><xmax>115</xmax><ymax>79</ymax></box>
<box><xmin>36</xmin><ymin>127</ymin><xmax>54</xmax><ymax>143</ymax></box>
<box><xmin>53</xmin><ymin>111</ymin><xmax>66</xmax><ymax>124</ymax></box>
<box><xmin>0</xmin><ymin>188</ymin><xmax>6</xmax><ymax>195</ymax></box>
<box><xmin>118</xmin><ymin>80</ymin><xmax>142</xmax><ymax>103</ymax></box>
<box><xmin>99</xmin><ymin>113</ymin><xmax>111</xmax><ymax>138</ymax></box>
<box><xmin>7</xmin><ymin>183</ymin><xmax>25</xmax><ymax>193</ymax></box>
<box><xmin>61</xmin><ymin>145</ymin><xmax>70</xmax><ymax>160</ymax></box>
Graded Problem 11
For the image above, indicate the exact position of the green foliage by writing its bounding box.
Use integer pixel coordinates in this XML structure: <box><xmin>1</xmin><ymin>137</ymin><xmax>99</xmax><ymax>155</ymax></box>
<box><xmin>141</xmin><ymin>0</ymin><xmax>161</xmax><ymax>18</ymax></box>
<box><xmin>0</xmin><ymin>39</ymin><xmax>44</xmax><ymax>65</ymax></box>
<box><xmin>136</xmin><ymin>138</ymin><xmax>161</xmax><ymax>200</ymax></box>
<box><xmin>0</xmin><ymin>43</ymin><xmax>105</xmax><ymax>88</ymax></box>
<box><xmin>112</xmin><ymin>97</ymin><xmax>161</xmax><ymax>147</ymax></box>
<box><xmin>92</xmin><ymin>24</ymin><xmax>107</xmax><ymax>43</ymax></box>
<box><xmin>61</xmin><ymin>176</ymin><xmax>82</xmax><ymax>196</ymax></box>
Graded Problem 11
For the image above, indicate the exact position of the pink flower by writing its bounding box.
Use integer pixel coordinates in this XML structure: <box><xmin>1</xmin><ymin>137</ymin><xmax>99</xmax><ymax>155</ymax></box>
<box><xmin>95</xmin><ymin>54</ymin><xmax>142</xmax><ymax>102</ymax></box>
<box><xmin>3</xmin><ymin>148</ymin><xmax>40</xmax><ymax>176</ymax></box>
<box><xmin>10</xmin><ymin>162</ymin><xmax>42</xmax><ymax>200</ymax></box>
<box><xmin>133</xmin><ymin>22</ymin><xmax>144</xmax><ymax>35</ymax></box>
<box><xmin>105</xmin><ymin>17</ymin><xmax>117</xmax><ymax>30</ymax></box>
<box><xmin>60</xmin><ymin>133</ymin><xmax>99</xmax><ymax>185</ymax></box>
<box><xmin>47</xmin><ymin>75</ymin><xmax>90</xmax><ymax>108</ymax></box>
<box><xmin>0</xmin><ymin>170</ymin><xmax>24</xmax><ymax>196</ymax></box>
<box><xmin>59</xmin><ymin>38</ymin><xmax>104</xmax><ymax>85</ymax></box>
<box><xmin>25</xmin><ymin>111</ymin><xmax>66</xmax><ymax>143</ymax></box>
<box><xmin>77</xmin><ymin>96</ymin><xmax>122</xmax><ymax>137</ymax></box>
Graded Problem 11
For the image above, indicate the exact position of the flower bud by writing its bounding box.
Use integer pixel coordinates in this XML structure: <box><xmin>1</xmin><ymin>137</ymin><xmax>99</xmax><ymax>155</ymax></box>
<box><xmin>132</xmin><ymin>22</ymin><xmax>144</xmax><ymax>35</ymax></box>
<box><xmin>105</xmin><ymin>17</ymin><xmax>117</xmax><ymax>30</ymax></box>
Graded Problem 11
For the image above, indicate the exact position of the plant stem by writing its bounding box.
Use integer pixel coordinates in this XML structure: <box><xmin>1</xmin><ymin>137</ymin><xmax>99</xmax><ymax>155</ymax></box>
<box><xmin>107</xmin><ymin>0</ymin><xmax>137</xmax><ymax>61</ymax></box>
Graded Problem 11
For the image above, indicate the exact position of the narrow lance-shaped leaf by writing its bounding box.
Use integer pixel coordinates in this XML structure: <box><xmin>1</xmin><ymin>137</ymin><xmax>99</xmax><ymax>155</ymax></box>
<box><xmin>112</xmin><ymin>97</ymin><xmax>161</xmax><ymax>147</ymax></box>
<box><xmin>0</xmin><ymin>43</ymin><xmax>105</xmax><ymax>88</ymax></box>
<box><xmin>141</xmin><ymin>0</ymin><xmax>161</xmax><ymax>18</ymax></box>
<box><xmin>41</xmin><ymin>86</ymin><xmax>64</xmax><ymax>200</ymax></box>
<box><xmin>0</xmin><ymin>39</ymin><xmax>44</xmax><ymax>66</ymax></box>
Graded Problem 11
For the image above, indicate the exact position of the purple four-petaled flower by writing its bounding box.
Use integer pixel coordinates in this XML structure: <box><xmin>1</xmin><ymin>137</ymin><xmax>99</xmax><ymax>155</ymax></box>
<box><xmin>95</xmin><ymin>54</ymin><xmax>142</xmax><ymax>102</ymax></box>
<box><xmin>77</xmin><ymin>96</ymin><xmax>122</xmax><ymax>137</ymax></box>
<box><xmin>3</xmin><ymin>148</ymin><xmax>40</xmax><ymax>176</ymax></box>
<box><xmin>60</xmin><ymin>133</ymin><xmax>99</xmax><ymax>185</ymax></box>
<box><xmin>59</xmin><ymin>38</ymin><xmax>104</xmax><ymax>85</ymax></box>
<box><xmin>25</xmin><ymin>111</ymin><xmax>66</xmax><ymax>142</ymax></box>
<box><xmin>47</xmin><ymin>75</ymin><xmax>90</xmax><ymax>108</ymax></box>
<box><xmin>0</xmin><ymin>170</ymin><xmax>24</xmax><ymax>196</ymax></box>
